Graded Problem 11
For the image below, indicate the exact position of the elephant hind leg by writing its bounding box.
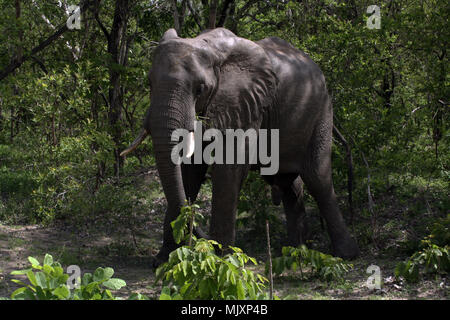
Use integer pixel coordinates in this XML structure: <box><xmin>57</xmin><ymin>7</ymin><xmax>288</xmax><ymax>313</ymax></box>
<box><xmin>300</xmin><ymin>121</ymin><xmax>360</xmax><ymax>259</ymax></box>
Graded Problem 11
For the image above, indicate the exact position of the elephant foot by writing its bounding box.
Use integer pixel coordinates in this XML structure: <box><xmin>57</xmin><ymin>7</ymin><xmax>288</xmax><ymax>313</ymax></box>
<box><xmin>332</xmin><ymin>236</ymin><xmax>360</xmax><ymax>260</ymax></box>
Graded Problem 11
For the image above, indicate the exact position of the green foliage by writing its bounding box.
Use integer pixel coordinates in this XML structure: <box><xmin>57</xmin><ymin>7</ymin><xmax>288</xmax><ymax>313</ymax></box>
<box><xmin>170</xmin><ymin>201</ymin><xmax>203</xmax><ymax>245</ymax></box>
<box><xmin>156</xmin><ymin>239</ymin><xmax>269</xmax><ymax>300</ymax></box>
<box><xmin>237</xmin><ymin>172</ymin><xmax>284</xmax><ymax>250</ymax></box>
<box><xmin>395</xmin><ymin>240</ymin><xmax>450</xmax><ymax>283</ymax></box>
<box><xmin>10</xmin><ymin>254</ymin><xmax>70</xmax><ymax>300</ymax></box>
<box><xmin>269</xmin><ymin>245</ymin><xmax>353</xmax><ymax>282</ymax></box>
<box><xmin>8</xmin><ymin>253</ymin><xmax>147</xmax><ymax>300</ymax></box>
<box><xmin>156</xmin><ymin>202</ymin><xmax>269</xmax><ymax>300</ymax></box>
<box><xmin>0</xmin><ymin>0</ymin><xmax>448</xmax><ymax>300</ymax></box>
<box><xmin>427</xmin><ymin>215</ymin><xmax>450</xmax><ymax>247</ymax></box>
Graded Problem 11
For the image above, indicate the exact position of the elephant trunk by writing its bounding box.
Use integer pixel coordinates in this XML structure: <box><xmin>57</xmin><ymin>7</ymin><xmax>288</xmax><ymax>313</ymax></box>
<box><xmin>148</xmin><ymin>98</ymin><xmax>196</xmax><ymax>258</ymax></box>
<box><xmin>152</xmin><ymin>137</ymin><xmax>186</xmax><ymax>255</ymax></box>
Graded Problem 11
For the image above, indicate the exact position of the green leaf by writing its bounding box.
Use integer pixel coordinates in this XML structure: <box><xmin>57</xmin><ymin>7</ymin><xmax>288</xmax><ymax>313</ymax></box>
<box><xmin>42</xmin><ymin>264</ymin><xmax>54</xmax><ymax>275</ymax></box>
<box><xmin>82</xmin><ymin>273</ymin><xmax>93</xmax><ymax>286</ymax></box>
<box><xmin>34</xmin><ymin>272</ymin><xmax>48</xmax><ymax>288</ymax></box>
<box><xmin>28</xmin><ymin>256</ymin><xmax>40</xmax><ymax>267</ymax></box>
<box><xmin>206</xmin><ymin>256</ymin><xmax>216</xmax><ymax>272</ymax></box>
<box><xmin>35</xmin><ymin>286</ymin><xmax>47</xmax><ymax>300</ymax></box>
<box><xmin>26</xmin><ymin>270</ymin><xmax>37</xmax><ymax>286</ymax></box>
<box><xmin>103</xmin><ymin>267</ymin><xmax>114</xmax><ymax>280</ymax></box>
<box><xmin>11</xmin><ymin>287</ymin><xmax>36</xmax><ymax>300</ymax></box>
<box><xmin>43</xmin><ymin>254</ymin><xmax>53</xmax><ymax>266</ymax></box>
<box><xmin>103</xmin><ymin>278</ymin><xmax>126</xmax><ymax>290</ymax></box>
<box><xmin>101</xmin><ymin>289</ymin><xmax>114</xmax><ymax>300</ymax></box>
<box><xmin>84</xmin><ymin>281</ymin><xmax>100</xmax><ymax>294</ymax></box>
<box><xmin>11</xmin><ymin>279</ymin><xmax>28</xmax><ymax>287</ymax></box>
<box><xmin>159</xmin><ymin>287</ymin><xmax>172</xmax><ymax>300</ymax></box>
<box><xmin>236</xmin><ymin>279</ymin><xmax>245</xmax><ymax>300</ymax></box>
<box><xmin>91</xmin><ymin>293</ymin><xmax>102</xmax><ymax>300</ymax></box>
<box><xmin>10</xmin><ymin>268</ymin><xmax>32</xmax><ymax>275</ymax></box>
<box><xmin>53</xmin><ymin>266</ymin><xmax>64</xmax><ymax>278</ymax></box>
<box><xmin>52</xmin><ymin>285</ymin><xmax>70</xmax><ymax>299</ymax></box>
<box><xmin>128</xmin><ymin>293</ymin><xmax>149</xmax><ymax>300</ymax></box>
<box><xmin>93</xmin><ymin>267</ymin><xmax>114</xmax><ymax>281</ymax></box>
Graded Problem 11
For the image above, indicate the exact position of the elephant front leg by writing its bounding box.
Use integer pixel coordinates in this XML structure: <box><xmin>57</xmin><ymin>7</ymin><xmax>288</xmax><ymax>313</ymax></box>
<box><xmin>209</xmin><ymin>164</ymin><xmax>250</xmax><ymax>248</ymax></box>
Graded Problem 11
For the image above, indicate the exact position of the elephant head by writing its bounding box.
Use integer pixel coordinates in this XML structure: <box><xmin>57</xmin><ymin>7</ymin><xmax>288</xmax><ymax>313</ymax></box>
<box><xmin>121</xmin><ymin>28</ymin><xmax>277</xmax><ymax>258</ymax></box>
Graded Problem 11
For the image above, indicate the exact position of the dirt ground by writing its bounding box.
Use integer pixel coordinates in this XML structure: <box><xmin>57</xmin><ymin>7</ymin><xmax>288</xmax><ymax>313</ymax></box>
<box><xmin>0</xmin><ymin>168</ymin><xmax>448</xmax><ymax>299</ymax></box>
<box><xmin>0</xmin><ymin>222</ymin><xmax>447</xmax><ymax>300</ymax></box>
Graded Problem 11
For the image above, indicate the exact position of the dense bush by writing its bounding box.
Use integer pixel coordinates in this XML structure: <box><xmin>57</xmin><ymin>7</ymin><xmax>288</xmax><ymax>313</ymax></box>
<box><xmin>156</xmin><ymin>202</ymin><xmax>270</xmax><ymax>300</ymax></box>
<box><xmin>395</xmin><ymin>239</ymin><xmax>450</xmax><ymax>283</ymax></box>
<box><xmin>268</xmin><ymin>245</ymin><xmax>353</xmax><ymax>282</ymax></box>
<box><xmin>156</xmin><ymin>239</ymin><xmax>269</xmax><ymax>300</ymax></box>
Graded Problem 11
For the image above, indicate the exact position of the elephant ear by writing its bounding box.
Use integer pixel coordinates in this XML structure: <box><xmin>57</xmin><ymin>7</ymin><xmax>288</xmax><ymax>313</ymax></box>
<box><xmin>161</xmin><ymin>28</ymin><xmax>179</xmax><ymax>42</ymax></box>
<box><xmin>204</xmin><ymin>31</ymin><xmax>277</xmax><ymax>130</ymax></box>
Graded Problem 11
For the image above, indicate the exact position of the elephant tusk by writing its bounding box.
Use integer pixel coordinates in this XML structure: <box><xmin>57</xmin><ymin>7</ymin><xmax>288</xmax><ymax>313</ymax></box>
<box><xmin>120</xmin><ymin>129</ymin><xmax>148</xmax><ymax>157</ymax></box>
<box><xmin>186</xmin><ymin>131</ymin><xmax>195</xmax><ymax>158</ymax></box>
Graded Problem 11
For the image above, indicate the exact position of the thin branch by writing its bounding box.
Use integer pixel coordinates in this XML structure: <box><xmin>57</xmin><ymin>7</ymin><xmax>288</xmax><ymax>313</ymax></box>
<box><xmin>94</xmin><ymin>11</ymin><xmax>111</xmax><ymax>42</ymax></box>
<box><xmin>333</xmin><ymin>124</ymin><xmax>355</xmax><ymax>228</ymax></box>
<box><xmin>186</xmin><ymin>0</ymin><xmax>203</xmax><ymax>29</ymax></box>
<box><xmin>0</xmin><ymin>0</ymin><xmax>94</xmax><ymax>81</ymax></box>
<box><xmin>266</xmin><ymin>220</ymin><xmax>273</xmax><ymax>300</ymax></box>
<box><xmin>30</xmin><ymin>56</ymin><xmax>48</xmax><ymax>74</ymax></box>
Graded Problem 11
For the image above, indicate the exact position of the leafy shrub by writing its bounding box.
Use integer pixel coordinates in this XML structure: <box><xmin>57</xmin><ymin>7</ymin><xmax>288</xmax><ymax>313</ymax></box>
<box><xmin>170</xmin><ymin>202</ymin><xmax>203</xmax><ymax>245</ymax></box>
<box><xmin>237</xmin><ymin>172</ymin><xmax>281</xmax><ymax>236</ymax></box>
<box><xmin>427</xmin><ymin>214</ymin><xmax>450</xmax><ymax>247</ymax></box>
<box><xmin>268</xmin><ymin>245</ymin><xmax>353</xmax><ymax>282</ymax></box>
<box><xmin>156</xmin><ymin>202</ymin><xmax>269</xmax><ymax>300</ymax></box>
<box><xmin>0</xmin><ymin>167</ymin><xmax>36</xmax><ymax>197</ymax></box>
<box><xmin>156</xmin><ymin>239</ymin><xmax>269</xmax><ymax>300</ymax></box>
<box><xmin>8</xmin><ymin>253</ymin><xmax>147</xmax><ymax>300</ymax></box>
<box><xmin>395</xmin><ymin>240</ymin><xmax>450</xmax><ymax>283</ymax></box>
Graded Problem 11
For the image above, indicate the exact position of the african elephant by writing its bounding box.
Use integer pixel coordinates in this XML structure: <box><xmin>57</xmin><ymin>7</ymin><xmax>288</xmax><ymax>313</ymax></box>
<box><xmin>121</xmin><ymin>28</ymin><xmax>360</xmax><ymax>264</ymax></box>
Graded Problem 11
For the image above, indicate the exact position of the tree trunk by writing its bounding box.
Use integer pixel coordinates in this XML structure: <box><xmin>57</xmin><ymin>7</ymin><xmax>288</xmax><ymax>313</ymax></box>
<box><xmin>217</xmin><ymin>0</ymin><xmax>234</xmax><ymax>27</ymax></box>
<box><xmin>208</xmin><ymin>0</ymin><xmax>218</xmax><ymax>29</ymax></box>
<box><xmin>107</xmin><ymin>0</ymin><xmax>130</xmax><ymax>175</ymax></box>
<box><xmin>0</xmin><ymin>98</ymin><xmax>3</xmax><ymax>132</ymax></box>
<box><xmin>171</xmin><ymin>0</ymin><xmax>181</xmax><ymax>34</ymax></box>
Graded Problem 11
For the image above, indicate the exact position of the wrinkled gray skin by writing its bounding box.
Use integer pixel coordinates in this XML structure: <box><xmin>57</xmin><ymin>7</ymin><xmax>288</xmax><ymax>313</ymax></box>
<box><xmin>125</xmin><ymin>28</ymin><xmax>359</xmax><ymax>264</ymax></box>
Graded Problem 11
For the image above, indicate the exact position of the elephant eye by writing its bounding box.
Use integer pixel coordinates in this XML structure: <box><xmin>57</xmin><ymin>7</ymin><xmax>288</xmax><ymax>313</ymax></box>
<box><xmin>195</xmin><ymin>83</ymin><xmax>205</xmax><ymax>97</ymax></box>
